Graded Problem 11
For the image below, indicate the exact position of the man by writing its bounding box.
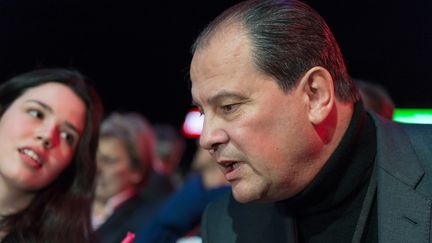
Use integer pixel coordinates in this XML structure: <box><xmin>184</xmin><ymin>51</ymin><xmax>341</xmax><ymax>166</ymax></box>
<box><xmin>189</xmin><ymin>0</ymin><xmax>432</xmax><ymax>242</ymax></box>
<box><xmin>92</xmin><ymin>112</ymin><xmax>160</xmax><ymax>243</ymax></box>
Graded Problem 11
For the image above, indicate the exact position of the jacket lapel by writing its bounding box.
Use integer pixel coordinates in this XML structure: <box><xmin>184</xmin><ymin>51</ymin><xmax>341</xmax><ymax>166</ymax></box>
<box><xmin>373</xmin><ymin>115</ymin><xmax>431</xmax><ymax>243</ymax></box>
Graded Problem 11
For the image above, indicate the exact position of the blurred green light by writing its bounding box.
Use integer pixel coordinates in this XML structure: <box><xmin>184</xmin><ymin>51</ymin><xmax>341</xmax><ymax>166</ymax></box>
<box><xmin>393</xmin><ymin>108</ymin><xmax>432</xmax><ymax>124</ymax></box>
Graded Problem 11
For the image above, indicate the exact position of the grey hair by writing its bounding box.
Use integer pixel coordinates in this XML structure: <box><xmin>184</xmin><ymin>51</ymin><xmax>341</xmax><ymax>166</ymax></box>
<box><xmin>192</xmin><ymin>0</ymin><xmax>359</xmax><ymax>102</ymax></box>
<box><xmin>100</xmin><ymin>112</ymin><xmax>156</xmax><ymax>185</ymax></box>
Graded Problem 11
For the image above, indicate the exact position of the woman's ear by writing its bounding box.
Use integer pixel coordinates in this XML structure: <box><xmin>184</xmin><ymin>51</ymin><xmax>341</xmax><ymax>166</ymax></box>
<box><xmin>298</xmin><ymin>66</ymin><xmax>335</xmax><ymax>125</ymax></box>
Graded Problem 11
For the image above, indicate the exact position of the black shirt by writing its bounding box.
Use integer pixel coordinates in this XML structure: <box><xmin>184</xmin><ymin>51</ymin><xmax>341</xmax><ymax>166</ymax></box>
<box><xmin>277</xmin><ymin>102</ymin><xmax>378</xmax><ymax>243</ymax></box>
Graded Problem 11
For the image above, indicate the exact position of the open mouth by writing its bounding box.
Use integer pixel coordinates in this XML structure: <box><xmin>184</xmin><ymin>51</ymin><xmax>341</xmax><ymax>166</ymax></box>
<box><xmin>225</xmin><ymin>161</ymin><xmax>239</xmax><ymax>172</ymax></box>
<box><xmin>18</xmin><ymin>148</ymin><xmax>43</xmax><ymax>167</ymax></box>
<box><xmin>219</xmin><ymin>160</ymin><xmax>241</xmax><ymax>175</ymax></box>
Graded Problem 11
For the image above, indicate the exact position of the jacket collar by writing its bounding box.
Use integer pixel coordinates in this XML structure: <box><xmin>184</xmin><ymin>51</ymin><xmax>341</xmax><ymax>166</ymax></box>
<box><xmin>372</xmin><ymin>114</ymin><xmax>431</xmax><ymax>243</ymax></box>
<box><xmin>373</xmin><ymin>114</ymin><xmax>424</xmax><ymax>187</ymax></box>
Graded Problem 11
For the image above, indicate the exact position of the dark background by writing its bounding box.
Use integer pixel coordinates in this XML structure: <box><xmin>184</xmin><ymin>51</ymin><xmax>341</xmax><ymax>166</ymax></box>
<box><xmin>0</xmin><ymin>0</ymin><xmax>431</xmax><ymax>166</ymax></box>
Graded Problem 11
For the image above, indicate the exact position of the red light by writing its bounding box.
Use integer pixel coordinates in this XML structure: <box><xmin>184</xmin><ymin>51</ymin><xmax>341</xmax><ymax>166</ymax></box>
<box><xmin>181</xmin><ymin>108</ymin><xmax>203</xmax><ymax>138</ymax></box>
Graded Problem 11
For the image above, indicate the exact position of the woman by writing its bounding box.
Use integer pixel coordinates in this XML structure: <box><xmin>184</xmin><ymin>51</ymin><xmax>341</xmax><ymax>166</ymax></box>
<box><xmin>0</xmin><ymin>68</ymin><xmax>103</xmax><ymax>242</ymax></box>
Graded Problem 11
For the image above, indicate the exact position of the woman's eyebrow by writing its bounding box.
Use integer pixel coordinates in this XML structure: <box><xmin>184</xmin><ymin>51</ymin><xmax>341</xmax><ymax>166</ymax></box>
<box><xmin>25</xmin><ymin>99</ymin><xmax>81</xmax><ymax>135</ymax></box>
<box><xmin>26</xmin><ymin>99</ymin><xmax>53</xmax><ymax>113</ymax></box>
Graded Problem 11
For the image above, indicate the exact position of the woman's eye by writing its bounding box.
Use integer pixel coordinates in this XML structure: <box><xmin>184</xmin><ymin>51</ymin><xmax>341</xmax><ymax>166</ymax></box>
<box><xmin>60</xmin><ymin>131</ymin><xmax>76</xmax><ymax>146</ymax></box>
<box><xmin>28</xmin><ymin>109</ymin><xmax>44</xmax><ymax>119</ymax></box>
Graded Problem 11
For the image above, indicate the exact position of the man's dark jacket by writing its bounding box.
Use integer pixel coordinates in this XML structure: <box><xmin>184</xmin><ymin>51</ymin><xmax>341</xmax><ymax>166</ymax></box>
<box><xmin>201</xmin><ymin>114</ymin><xmax>432</xmax><ymax>243</ymax></box>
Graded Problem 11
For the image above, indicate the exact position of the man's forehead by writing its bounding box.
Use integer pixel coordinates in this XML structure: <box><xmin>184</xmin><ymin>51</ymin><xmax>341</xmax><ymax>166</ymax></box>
<box><xmin>192</xmin><ymin>24</ymin><xmax>248</xmax><ymax>64</ymax></box>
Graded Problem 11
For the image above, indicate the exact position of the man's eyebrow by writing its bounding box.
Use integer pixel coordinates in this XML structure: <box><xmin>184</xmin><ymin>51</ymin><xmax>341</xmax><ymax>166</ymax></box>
<box><xmin>25</xmin><ymin>99</ymin><xmax>81</xmax><ymax>135</ymax></box>
<box><xmin>207</xmin><ymin>91</ymin><xmax>246</xmax><ymax>105</ymax></box>
<box><xmin>191</xmin><ymin>90</ymin><xmax>246</xmax><ymax>109</ymax></box>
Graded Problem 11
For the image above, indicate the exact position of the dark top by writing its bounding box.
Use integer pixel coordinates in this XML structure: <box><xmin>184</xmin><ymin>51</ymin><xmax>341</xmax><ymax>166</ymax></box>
<box><xmin>201</xmin><ymin>106</ymin><xmax>432</xmax><ymax>243</ymax></box>
<box><xmin>135</xmin><ymin>174</ymin><xmax>230</xmax><ymax>243</ymax></box>
<box><xmin>95</xmin><ymin>193</ymin><xmax>162</xmax><ymax>243</ymax></box>
<box><xmin>277</xmin><ymin>102</ymin><xmax>378</xmax><ymax>243</ymax></box>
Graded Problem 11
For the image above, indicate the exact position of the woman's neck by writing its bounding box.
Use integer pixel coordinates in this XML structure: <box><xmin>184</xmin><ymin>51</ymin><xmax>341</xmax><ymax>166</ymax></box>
<box><xmin>0</xmin><ymin>177</ymin><xmax>34</xmax><ymax>216</ymax></box>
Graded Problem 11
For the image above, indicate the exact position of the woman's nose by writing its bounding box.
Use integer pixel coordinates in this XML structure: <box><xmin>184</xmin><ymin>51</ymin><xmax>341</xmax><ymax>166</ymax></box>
<box><xmin>36</xmin><ymin>124</ymin><xmax>59</xmax><ymax>149</ymax></box>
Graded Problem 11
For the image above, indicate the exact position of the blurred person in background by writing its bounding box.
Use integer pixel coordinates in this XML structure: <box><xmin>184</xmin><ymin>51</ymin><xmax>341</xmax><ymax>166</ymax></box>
<box><xmin>135</xmin><ymin>144</ymin><xmax>229</xmax><ymax>243</ymax></box>
<box><xmin>92</xmin><ymin>112</ymin><xmax>160</xmax><ymax>243</ymax></box>
<box><xmin>354</xmin><ymin>79</ymin><xmax>395</xmax><ymax>120</ymax></box>
<box><xmin>141</xmin><ymin>124</ymin><xmax>186</xmax><ymax>203</ymax></box>
<box><xmin>192</xmin><ymin>146</ymin><xmax>229</xmax><ymax>190</ymax></box>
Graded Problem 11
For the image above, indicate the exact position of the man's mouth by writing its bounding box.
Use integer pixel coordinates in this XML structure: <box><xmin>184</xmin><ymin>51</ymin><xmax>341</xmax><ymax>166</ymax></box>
<box><xmin>224</xmin><ymin>161</ymin><xmax>240</xmax><ymax>172</ymax></box>
<box><xmin>218</xmin><ymin>160</ymin><xmax>241</xmax><ymax>180</ymax></box>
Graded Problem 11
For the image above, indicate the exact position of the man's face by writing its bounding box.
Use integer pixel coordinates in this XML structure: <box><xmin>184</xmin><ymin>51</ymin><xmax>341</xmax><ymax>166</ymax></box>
<box><xmin>190</xmin><ymin>25</ymin><xmax>321</xmax><ymax>203</ymax></box>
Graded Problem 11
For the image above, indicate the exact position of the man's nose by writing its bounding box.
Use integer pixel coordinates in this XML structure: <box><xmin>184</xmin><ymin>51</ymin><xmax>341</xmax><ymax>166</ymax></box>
<box><xmin>199</xmin><ymin>117</ymin><xmax>229</xmax><ymax>153</ymax></box>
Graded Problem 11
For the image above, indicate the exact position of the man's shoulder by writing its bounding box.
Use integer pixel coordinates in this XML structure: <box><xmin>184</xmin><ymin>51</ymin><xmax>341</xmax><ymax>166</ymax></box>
<box><xmin>373</xmin><ymin>117</ymin><xmax>432</xmax><ymax>198</ymax></box>
<box><xmin>204</xmin><ymin>188</ymin><xmax>231</xmax><ymax>213</ymax></box>
<box><xmin>397</xmin><ymin>123</ymin><xmax>432</xmax><ymax>166</ymax></box>
<box><xmin>202</xmin><ymin>192</ymin><xmax>294</xmax><ymax>243</ymax></box>
<box><xmin>372</xmin><ymin>113</ymin><xmax>432</xmax><ymax>140</ymax></box>
<box><xmin>400</xmin><ymin>122</ymin><xmax>432</xmax><ymax>141</ymax></box>
<box><xmin>372</xmin><ymin>114</ymin><xmax>432</xmax><ymax>163</ymax></box>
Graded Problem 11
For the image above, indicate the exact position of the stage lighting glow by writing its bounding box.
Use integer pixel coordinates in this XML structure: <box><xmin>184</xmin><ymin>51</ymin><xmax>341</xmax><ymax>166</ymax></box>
<box><xmin>392</xmin><ymin>108</ymin><xmax>432</xmax><ymax>124</ymax></box>
<box><xmin>181</xmin><ymin>108</ymin><xmax>204</xmax><ymax>138</ymax></box>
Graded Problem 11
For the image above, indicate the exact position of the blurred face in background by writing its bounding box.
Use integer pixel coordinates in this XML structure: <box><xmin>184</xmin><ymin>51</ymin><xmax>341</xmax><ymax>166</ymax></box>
<box><xmin>192</xmin><ymin>147</ymin><xmax>228</xmax><ymax>189</ymax></box>
<box><xmin>95</xmin><ymin>137</ymin><xmax>141</xmax><ymax>202</ymax></box>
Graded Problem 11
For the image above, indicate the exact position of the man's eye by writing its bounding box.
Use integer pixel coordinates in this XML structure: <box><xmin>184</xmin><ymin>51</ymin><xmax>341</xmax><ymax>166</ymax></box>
<box><xmin>221</xmin><ymin>104</ymin><xmax>238</xmax><ymax>113</ymax></box>
<box><xmin>60</xmin><ymin>131</ymin><xmax>76</xmax><ymax>146</ymax></box>
<box><xmin>28</xmin><ymin>109</ymin><xmax>44</xmax><ymax>119</ymax></box>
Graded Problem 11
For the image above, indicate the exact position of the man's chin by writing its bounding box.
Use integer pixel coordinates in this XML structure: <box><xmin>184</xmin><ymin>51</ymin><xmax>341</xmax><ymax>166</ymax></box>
<box><xmin>232</xmin><ymin>188</ymin><xmax>261</xmax><ymax>203</ymax></box>
<box><xmin>231</xmin><ymin>183</ymin><xmax>276</xmax><ymax>203</ymax></box>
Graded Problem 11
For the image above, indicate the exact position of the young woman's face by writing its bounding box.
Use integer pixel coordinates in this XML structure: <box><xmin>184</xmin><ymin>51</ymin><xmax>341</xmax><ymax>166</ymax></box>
<box><xmin>0</xmin><ymin>82</ymin><xmax>86</xmax><ymax>194</ymax></box>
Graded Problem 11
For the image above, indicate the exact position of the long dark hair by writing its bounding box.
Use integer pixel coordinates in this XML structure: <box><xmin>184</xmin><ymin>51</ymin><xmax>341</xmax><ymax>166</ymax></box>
<box><xmin>0</xmin><ymin>68</ymin><xmax>103</xmax><ymax>242</ymax></box>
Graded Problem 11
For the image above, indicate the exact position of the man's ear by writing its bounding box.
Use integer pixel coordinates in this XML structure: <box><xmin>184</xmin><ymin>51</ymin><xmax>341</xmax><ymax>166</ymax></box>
<box><xmin>298</xmin><ymin>66</ymin><xmax>335</xmax><ymax>125</ymax></box>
